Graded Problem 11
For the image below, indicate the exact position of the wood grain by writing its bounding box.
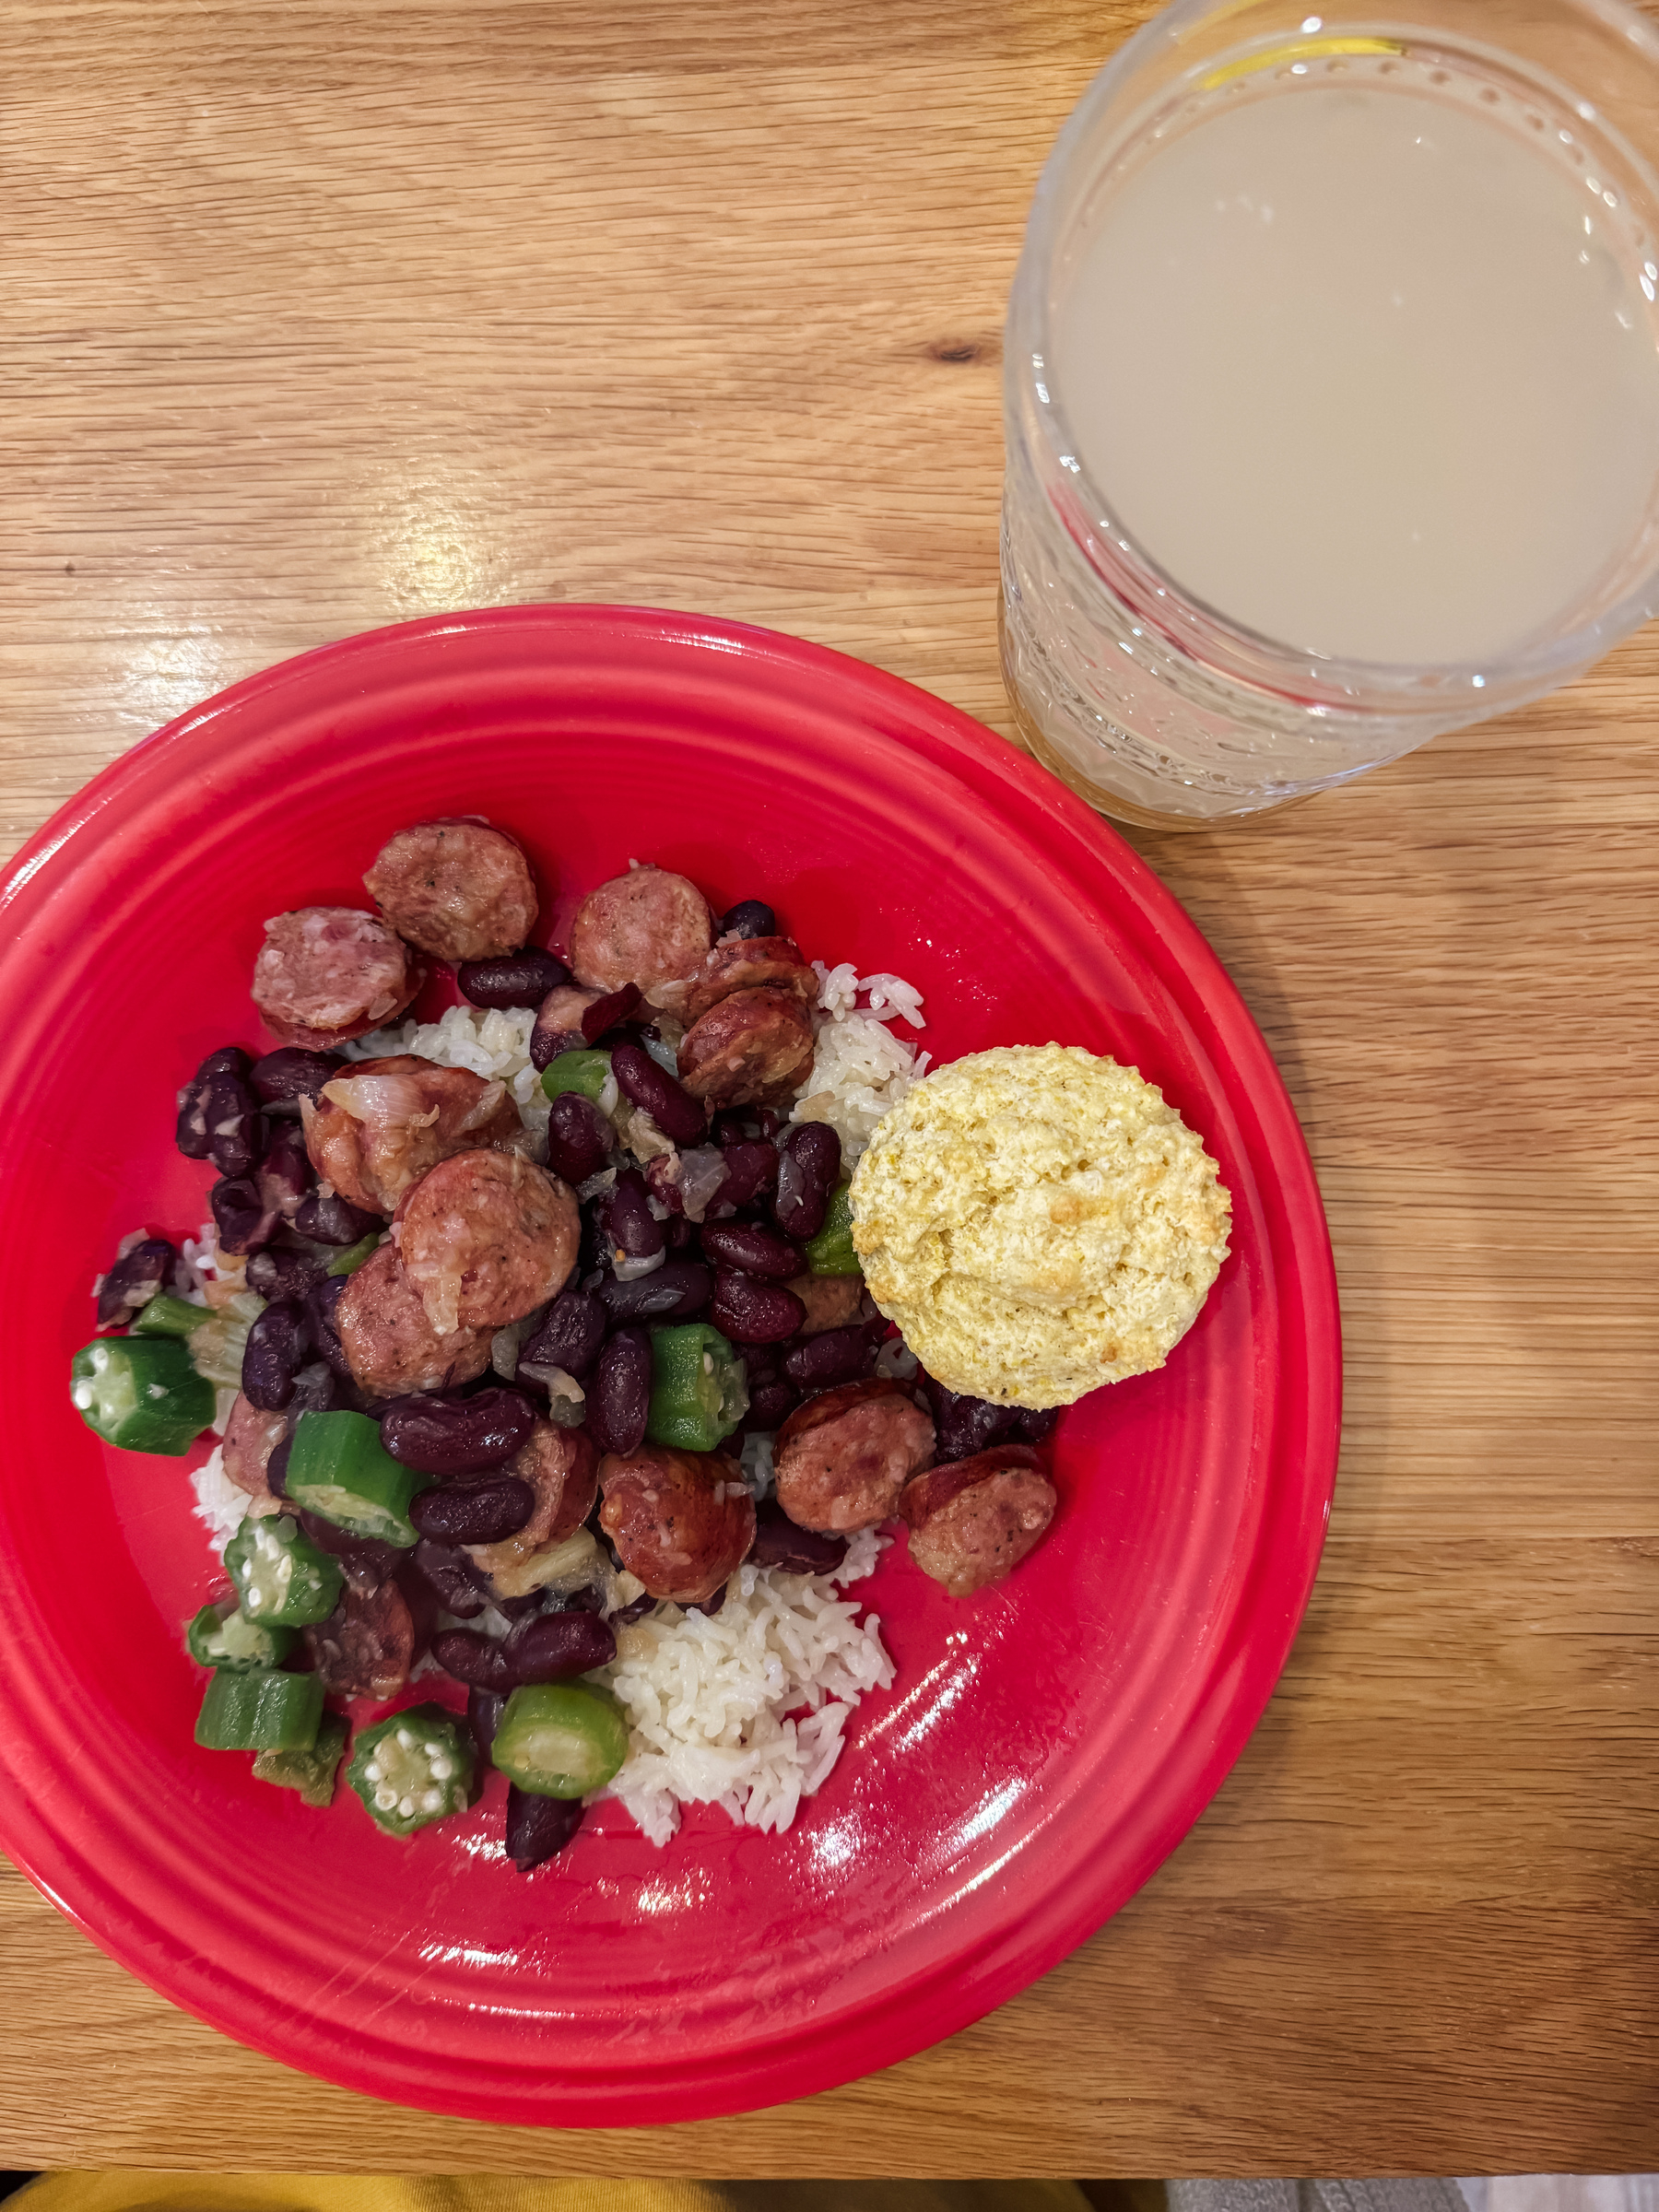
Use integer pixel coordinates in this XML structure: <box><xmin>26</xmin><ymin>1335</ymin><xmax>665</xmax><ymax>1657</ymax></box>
<box><xmin>1</xmin><ymin>0</ymin><xmax>1655</xmax><ymax>2176</ymax></box>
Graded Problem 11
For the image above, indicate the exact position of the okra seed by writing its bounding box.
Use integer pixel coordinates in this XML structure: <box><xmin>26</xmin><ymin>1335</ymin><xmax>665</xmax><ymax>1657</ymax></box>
<box><xmin>72</xmin><ymin>1384</ymin><xmax>92</xmax><ymax>1409</ymax></box>
<box><xmin>398</xmin><ymin>1794</ymin><xmax>417</xmax><ymax>1818</ymax></box>
<box><xmin>245</xmin><ymin>1587</ymin><xmax>263</xmax><ymax>1611</ymax></box>
<box><xmin>363</xmin><ymin>1760</ymin><xmax>382</xmax><ymax>1783</ymax></box>
<box><xmin>374</xmin><ymin>1785</ymin><xmax>397</xmax><ymax>1810</ymax></box>
<box><xmin>420</xmin><ymin>1789</ymin><xmax>444</xmax><ymax>1814</ymax></box>
<box><xmin>396</xmin><ymin>1726</ymin><xmax>416</xmax><ymax>1750</ymax></box>
<box><xmin>429</xmin><ymin>1757</ymin><xmax>453</xmax><ymax>1781</ymax></box>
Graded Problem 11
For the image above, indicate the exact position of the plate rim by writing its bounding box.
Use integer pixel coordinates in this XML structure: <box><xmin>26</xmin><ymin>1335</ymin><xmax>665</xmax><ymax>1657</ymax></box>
<box><xmin>0</xmin><ymin>604</ymin><xmax>1340</xmax><ymax>2123</ymax></box>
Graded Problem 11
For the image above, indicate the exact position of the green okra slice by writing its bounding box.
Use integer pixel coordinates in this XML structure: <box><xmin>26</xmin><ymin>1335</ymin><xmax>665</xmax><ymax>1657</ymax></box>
<box><xmin>347</xmin><ymin>1705</ymin><xmax>476</xmax><ymax>1837</ymax></box>
<box><xmin>194</xmin><ymin>1666</ymin><xmax>324</xmax><ymax>1752</ymax></box>
<box><xmin>253</xmin><ymin>1713</ymin><xmax>349</xmax><ymax>1807</ymax></box>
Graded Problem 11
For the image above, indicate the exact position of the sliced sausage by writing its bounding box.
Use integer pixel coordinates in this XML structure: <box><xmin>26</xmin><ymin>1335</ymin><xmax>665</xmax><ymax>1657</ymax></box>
<box><xmin>252</xmin><ymin>907</ymin><xmax>422</xmax><ymax>1052</ymax></box>
<box><xmin>786</xmin><ymin>1273</ymin><xmax>865</xmax><ymax>1335</ymax></box>
<box><xmin>465</xmin><ymin>1423</ymin><xmax>599</xmax><ymax>1597</ymax></box>
<box><xmin>393</xmin><ymin>1149</ymin><xmax>580</xmax><ymax>1335</ymax></box>
<box><xmin>677</xmin><ymin>987</ymin><xmax>817</xmax><ymax>1109</ymax></box>
<box><xmin>302</xmin><ymin>1566</ymin><xmax>418</xmax><ymax>1700</ymax></box>
<box><xmin>363</xmin><ymin>818</ymin><xmax>538</xmax><ymax>965</ymax></box>
<box><xmin>529</xmin><ymin>983</ymin><xmax>606</xmax><ymax>1071</ymax></box>
<box><xmin>569</xmin><ymin>866</ymin><xmax>713</xmax><ymax>1010</ymax></box>
<box><xmin>597</xmin><ymin>1443</ymin><xmax>756</xmax><ymax>1606</ymax></box>
<box><xmin>775</xmin><ymin>1377</ymin><xmax>935</xmax><ymax>1534</ymax></box>
<box><xmin>900</xmin><ymin>1445</ymin><xmax>1057</xmax><ymax>1597</ymax></box>
<box><xmin>683</xmin><ymin>936</ymin><xmax>817</xmax><ymax>1024</ymax></box>
<box><xmin>220</xmin><ymin>1392</ymin><xmax>289</xmax><ymax>1504</ymax></box>
<box><xmin>335</xmin><ymin>1241</ymin><xmax>493</xmax><ymax>1396</ymax></box>
<box><xmin>301</xmin><ymin>1053</ymin><xmax>529</xmax><ymax>1215</ymax></box>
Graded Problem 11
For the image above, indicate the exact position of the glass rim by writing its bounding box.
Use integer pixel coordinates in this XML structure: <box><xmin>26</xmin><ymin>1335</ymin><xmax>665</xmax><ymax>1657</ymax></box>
<box><xmin>1008</xmin><ymin>0</ymin><xmax>1659</xmax><ymax>713</ymax></box>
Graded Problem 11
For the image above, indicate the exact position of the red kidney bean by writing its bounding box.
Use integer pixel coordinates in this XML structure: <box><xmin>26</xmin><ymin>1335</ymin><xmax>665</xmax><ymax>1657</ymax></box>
<box><xmin>519</xmin><ymin>1290</ymin><xmax>607</xmax><ymax>1382</ymax></box>
<box><xmin>257</xmin><ymin>1124</ymin><xmax>313</xmax><ymax>1220</ymax></box>
<box><xmin>305</xmin><ymin>1276</ymin><xmax>352</xmax><ymax>1379</ymax></box>
<box><xmin>751</xmin><ymin>1500</ymin><xmax>848</xmax><ymax>1574</ymax></box>
<box><xmin>431</xmin><ymin>1628</ymin><xmax>516</xmax><ymax>1691</ymax></box>
<box><xmin>407</xmin><ymin>1537</ymin><xmax>488</xmax><ymax>1619</ymax></box>
<box><xmin>783</xmin><ymin>1324</ymin><xmax>879</xmax><ymax>1394</ymax></box>
<box><xmin>581</xmin><ymin>982</ymin><xmax>641</xmax><ymax>1042</ymax></box>
<box><xmin>610</xmin><ymin>1041</ymin><xmax>707</xmax><ymax>1147</ymax></box>
<box><xmin>458</xmin><ymin>949</ymin><xmax>571</xmax><ymax>1010</ymax></box>
<box><xmin>211</xmin><ymin>1174</ymin><xmax>278</xmax><ymax>1255</ymax></box>
<box><xmin>246</xmin><ymin>1243</ymin><xmax>330</xmax><ymax>1302</ymax></box>
<box><xmin>688</xmin><ymin>1583</ymin><xmax>726</xmax><ymax>1617</ymax></box>
<box><xmin>506</xmin><ymin>1784</ymin><xmax>583</xmax><ymax>1870</ymax></box>
<box><xmin>1014</xmin><ymin>1405</ymin><xmax>1060</xmax><ymax>1445</ymax></box>
<box><xmin>924</xmin><ymin>1376</ymin><xmax>1019</xmax><ymax>1464</ymax></box>
<box><xmin>699</xmin><ymin>1221</ymin><xmax>802</xmax><ymax>1281</ymax></box>
<box><xmin>666</xmin><ymin>1215</ymin><xmax>695</xmax><ymax>1251</ymax></box>
<box><xmin>241</xmin><ymin>1299</ymin><xmax>313</xmax><ymax>1411</ymax></box>
<box><xmin>95</xmin><ymin>1238</ymin><xmax>175</xmax><ymax>1329</ymax></box>
<box><xmin>606</xmin><ymin>1168</ymin><xmax>664</xmax><ymax>1260</ymax></box>
<box><xmin>502</xmin><ymin>1608</ymin><xmax>617</xmax><ymax>1684</ymax></box>
<box><xmin>611</xmin><ymin>1590</ymin><xmax>657</xmax><ymax>1626</ymax></box>
<box><xmin>250</xmin><ymin>1046</ymin><xmax>344</xmax><ymax>1112</ymax></box>
<box><xmin>597</xmin><ymin>1260</ymin><xmax>712</xmax><ymax>1325</ymax></box>
<box><xmin>716</xmin><ymin>900</ymin><xmax>776</xmax><ymax>941</ymax></box>
<box><xmin>204</xmin><ymin>1070</ymin><xmax>265</xmax><ymax>1180</ymax></box>
<box><xmin>409</xmin><ymin>1473</ymin><xmax>535</xmax><ymax>1546</ymax></box>
<box><xmin>265</xmin><ymin>1433</ymin><xmax>293</xmax><ymax>1498</ymax></box>
<box><xmin>587</xmin><ymin>1326</ymin><xmax>651</xmax><ymax>1453</ymax></box>
<box><xmin>467</xmin><ymin>1685</ymin><xmax>505</xmax><ymax>1759</ymax></box>
<box><xmin>711</xmin><ymin>1267</ymin><xmax>806</xmax><ymax>1346</ymax></box>
<box><xmin>495</xmin><ymin>1590</ymin><xmax>545</xmax><ymax>1620</ymax></box>
<box><xmin>747</xmin><ymin>1378</ymin><xmax>801</xmax><ymax>1430</ymax></box>
<box><xmin>381</xmin><ymin>1386</ymin><xmax>537</xmax><ymax>1473</ymax></box>
<box><xmin>175</xmin><ymin>1046</ymin><xmax>251</xmax><ymax>1159</ymax></box>
<box><xmin>712</xmin><ymin>1141</ymin><xmax>779</xmax><ymax>1209</ymax></box>
<box><xmin>298</xmin><ymin>1507</ymin><xmax>403</xmax><ymax>1577</ymax></box>
<box><xmin>772</xmin><ymin>1123</ymin><xmax>841</xmax><ymax>1240</ymax></box>
<box><xmin>544</xmin><ymin>1091</ymin><xmax>614</xmax><ymax>1186</ymax></box>
<box><xmin>294</xmin><ymin>1186</ymin><xmax>382</xmax><ymax>1245</ymax></box>
<box><xmin>710</xmin><ymin>1110</ymin><xmax>754</xmax><ymax>1147</ymax></box>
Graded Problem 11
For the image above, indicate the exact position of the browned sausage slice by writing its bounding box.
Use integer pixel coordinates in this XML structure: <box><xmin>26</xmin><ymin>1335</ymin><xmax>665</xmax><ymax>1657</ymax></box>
<box><xmin>221</xmin><ymin>1392</ymin><xmax>289</xmax><ymax>1505</ymax></box>
<box><xmin>569</xmin><ymin>866</ymin><xmax>713</xmax><ymax>1008</ymax></box>
<box><xmin>302</xmin><ymin>1567</ymin><xmax>418</xmax><ymax>1699</ymax></box>
<box><xmin>253</xmin><ymin>908</ymin><xmax>423</xmax><ymax>1052</ymax></box>
<box><xmin>682</xmin><ymin>936</ymin><xmax>817</xmax><ymax>1024</ymax></box>
<box><xmin>597</xmin><ymin>1443</ymin><xmax>756</xmax><ymax>1605</ymax></box>
<box><xmin>677</xmin><ymin>987</ymin><xmax>817</xmax><ymax>1109</ymax></box>
<box><xmin>393</xmin><ymin>1149</ymin><xmax>579</xmax><ymax>1334</ymax></box>
<box><xmin>363</xmin><ymin>818</ymin><xmax>538</xmax><ymax>965</ymax></box>
<box><xmin>900</xmin><ymin>1445</ymin><xmax>1057</xmax><ymax>1597</ymax></box>
<box><xmin>302</xmin><ymin>1054</ymin><xmax>530</xmax><ymax>1215</ymax></box>
<box><xmin>335</xmin><ymin>1241</ymin><xmax>493</xmax><ymax>1396</ymax></box>
<box><xmin>465</xmin><ymin>1424</ymin><xmax>598</xmax><ymax>1596</ymax></box>
<box><xmin>786</xmin><ymin>1274</ymin><xmax>865</xmax><ymax>1335</ymax></box>
<box><xmin>774</xmin><ymin>1377</ymin><xmax>935</xmax><ymax>1534</ymax></box>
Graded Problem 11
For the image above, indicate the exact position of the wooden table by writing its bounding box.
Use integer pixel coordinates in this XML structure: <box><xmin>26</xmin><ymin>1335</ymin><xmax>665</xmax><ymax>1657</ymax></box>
<box><xmin>4</xmin><ymin>0</ymin><xmax>1655</xmax><ymax>2178</ymax></box>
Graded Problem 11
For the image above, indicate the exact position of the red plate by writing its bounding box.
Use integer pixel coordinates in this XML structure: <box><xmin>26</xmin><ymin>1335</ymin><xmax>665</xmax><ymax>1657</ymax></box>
<box><xmin>0</xmin><ymin>606</ymin><xmax>1337</xmax><ymax>2124</ymax></box>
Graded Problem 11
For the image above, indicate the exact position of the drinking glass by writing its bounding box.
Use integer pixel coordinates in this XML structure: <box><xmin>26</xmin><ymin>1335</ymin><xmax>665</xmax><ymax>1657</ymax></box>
<box><xmin>1000</xmin><ymin>0</ymin><xmax>1659</xmax><ymax>828</ymax></box>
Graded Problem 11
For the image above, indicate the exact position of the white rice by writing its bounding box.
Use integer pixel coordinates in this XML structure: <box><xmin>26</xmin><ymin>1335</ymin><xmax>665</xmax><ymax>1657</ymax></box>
<box><xmin>598</xmin><ymin>1531</ymin><xmax>893</xmax><ymax>1847</ymax></box>
<box><xmin>345</xmin><ymin>1003</ymin><xmax>550</xmax><ymax>1157</ymax></box>
<box><xmin>191</xmin><ymin>1445</ymin><xmax>248</xmax><ymax>1553</ymax></box>
<box><xmin>789</xmin><ymin>961</ymin><xmax>928</xmax><ymax>1164</ymax></box>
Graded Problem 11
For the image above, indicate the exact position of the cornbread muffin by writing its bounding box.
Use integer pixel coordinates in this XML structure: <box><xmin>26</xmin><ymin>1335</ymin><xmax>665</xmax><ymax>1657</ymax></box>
<box><xmin>850</xmin><ymin>1044</ymin><xmax>1231</xmax><ymax>1408</ymax></box>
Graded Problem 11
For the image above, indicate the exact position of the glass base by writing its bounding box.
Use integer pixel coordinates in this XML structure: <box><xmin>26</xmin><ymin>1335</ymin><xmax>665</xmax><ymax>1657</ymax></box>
<box><xmin>997</xmin><ymin>593</ymin><xmax>1320</xmax><ymax>830</ymax></box>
